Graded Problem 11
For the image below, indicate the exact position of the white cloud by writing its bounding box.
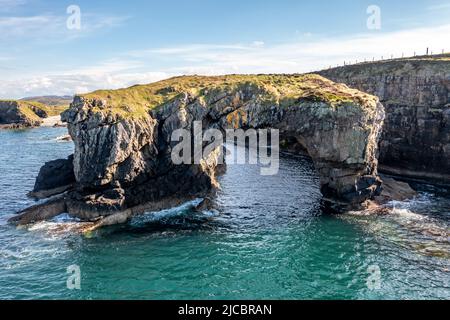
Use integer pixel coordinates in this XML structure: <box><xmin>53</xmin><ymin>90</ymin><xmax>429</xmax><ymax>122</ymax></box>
<box><xmin>296</xmin><ymin>30</ymin><xmax>313</xmax><ymax>38</ymax></box>
<box><xmin>0</xmin><ymin>0</ymin><xmax>26</xmax><ymax>4</ymax></box>
<box><xmin>1</xmin><ymin>23</ymin><xmax>449</xmax><ymax>98</ymax></box>
<box><xmin>0</xmin><ymin>58</ymin><xmax>171</xmax><ymax>98</ymax></box>
<box><xmin>129</xmin><ymin>44</ymin><xmax>254</xmax><ymax>57</ymax></box>
<box><xmin>0</xmin><ymin>13</ymin><xmax>128</xmax><ymax>41</ymax></box>
<box><xmin>252</xmin><ymin>41</ymin><xmax>265</xmax><ymax>48</ymax></box>
<box><xmin>0</xmin><ymin>72</ymin><xmax>172</xmax><ymax>98</ymax></box>
<box><xmin>0</xmin><ymin>15</ymin><xmax>53</xmax><ymax>37</ymax></box>
<box><xmin>131</xmin><ymin>23</ymin><xmax>450</xmax><ymax>73</ymax></box>
<box><xmin>0</xmin><ymin>0</ymin><xmax>27</xmax><ymax>12</ymax></box>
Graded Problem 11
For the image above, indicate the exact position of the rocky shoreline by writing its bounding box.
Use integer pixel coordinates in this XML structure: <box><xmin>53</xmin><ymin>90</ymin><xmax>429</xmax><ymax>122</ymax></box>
<box><xmin>0</xmin><ymin>100</ymin><xmax>67</xmax><ymax>129</ymax></box>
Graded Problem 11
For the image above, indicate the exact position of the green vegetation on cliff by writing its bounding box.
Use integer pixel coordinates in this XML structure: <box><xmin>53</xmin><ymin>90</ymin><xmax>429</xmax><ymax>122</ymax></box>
<box><xmin>33</xmin><ymin>104</ymin><xmax>68</xmax><ymax>117</ymax></box>
<box><xmin>318</xmin><ymin>53</ymin><xmax>450</xmax><ymax>76</ymax></box>
<box><xmin>0</xmin><ymin>100</ymin><xmax>40</xmax><ymax>123</ymax></box>
<box><xmin>0</xmin><ymin>100</ymin><xmax>66</xmax><ymax>117</ymax></box>
<box><xmin>18</xmin><ymin>102</ymin><xmax>44</xmax><ymax>122</ymax></box>
<box><xmin>0</xmin><ymin>100</ymin><xmax>67</xmax><ymax>127</ymax></box>
<box><xmin>80</xmin><ymin>74</ymin><xmax>378</xmax><ymax>120</ymax></box>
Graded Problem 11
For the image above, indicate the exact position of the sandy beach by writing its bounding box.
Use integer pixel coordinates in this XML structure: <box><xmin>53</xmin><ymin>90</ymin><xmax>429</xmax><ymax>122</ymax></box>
<box><xmin>41</xmin><ymin>115</ymin><xmax>65</xmax><ymax>127</ymax></box>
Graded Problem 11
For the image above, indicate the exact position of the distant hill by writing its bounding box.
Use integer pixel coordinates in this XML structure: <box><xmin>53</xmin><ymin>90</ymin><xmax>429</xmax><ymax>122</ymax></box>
<box><xmin>21</xmin><ymin>95</ymin><xmax>73</xmax><ymax>107</ymax></box>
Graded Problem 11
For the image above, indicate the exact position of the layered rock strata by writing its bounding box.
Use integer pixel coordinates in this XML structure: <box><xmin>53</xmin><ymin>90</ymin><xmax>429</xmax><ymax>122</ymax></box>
<box><xmin>0</xmin><ymin>100</ymin><xmax>67</xmax><ymax>129</ymax></box>
<box><xmin>10</xmin><ymin>75</ymin><xmax>385</xmax><ymax>227</ymax></box>
<box><xmin>319</xmin><ymin>55</ymin><xmax>450</xmax><ymax>183</ymax></box>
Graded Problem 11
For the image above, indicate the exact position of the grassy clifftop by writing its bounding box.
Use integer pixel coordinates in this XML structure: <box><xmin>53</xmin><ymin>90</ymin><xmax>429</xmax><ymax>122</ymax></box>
<box><xmin>0</xmin><ymin>100</ymin><xmax>40</xmax><ymax>123</ymax></box>
<box><xmin>1</xmin><ymin>100</ymin><xmax>66</xmax><ymax>117</ymax></box>
<box><xmin>79</xmin><ymin>74</ymin><xmax>379</xmax><ymax>119</ymax></box>
<box><xmin>0</xmin><ymin>100</ymin><xmax>66</xmax><ymax>126</ymax></box>
<box><xmin>317</xmin><ymin>53</ymin><xmax>450</xmax><ymax>108</ymax></box>
<box><xmin>21</xmin><ymin>95</ymin><xmax>72</xmax><ymax>109</ymax></box>
<box><xmin>32</xmin><ymin>104</ymin><xmax>67</xmax><ymax>117</ymax></box>
<box><xmin>318</xmin><ymin>53</ymin><xmax>450</xmax><ymax>77</ymax></box>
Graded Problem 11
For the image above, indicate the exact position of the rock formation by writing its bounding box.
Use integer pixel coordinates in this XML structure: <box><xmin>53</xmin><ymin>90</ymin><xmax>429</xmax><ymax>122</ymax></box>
<box><xmin>0</xmin><ymin>100</ymin><xmax>43</xmax><ymax>128</ymax></box>
<box><xmin>319</xmin><ymin>54</ymin><xmax>450</xmax><ymax>183</ymax></box>
<box><xmin>0</xmin><ymin>100</ymin><xmax>67</xmax><ymax>129</ymax></box>
<box><xmin>10</xmin><ymin>74</ymin><xmax>385</xmax><ymax>227</ymax></box>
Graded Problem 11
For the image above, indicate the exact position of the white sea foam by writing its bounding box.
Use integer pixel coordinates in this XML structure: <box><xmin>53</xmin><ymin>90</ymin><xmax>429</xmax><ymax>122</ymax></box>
<box><xmin>130</xmin><ymin>198</ymin><xmax>204</xmax><ymax>225</ymax></box>
<box><xmin>26</xmin><ymin>213</ymin><xmax>93</xmax><ymax>238</ymax></box>
<box><xmin>54</xmin><ymin>135</ymin><xmax>72</xmax><ymax>142</ymax></box>
<box><xmin>390</xmin><ymin>207</ymin><xmax>425</xmax><ymax>221</ymax></box>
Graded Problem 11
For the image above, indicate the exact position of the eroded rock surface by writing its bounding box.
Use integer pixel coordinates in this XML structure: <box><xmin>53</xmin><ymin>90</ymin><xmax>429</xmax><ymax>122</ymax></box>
<box><xmin>10</xmin><ymin>75</ymin><xmax>385</xmax><ymax>226</ymax></box>
<box><xmin>0</xmin><ymin>100</ymin><xmax>68</xmax><ymax>129</ymax></box>
<box><xmin>319</xmin><ymin>55</ymin><xmax>450</xmax><ymax>183</ymax></box>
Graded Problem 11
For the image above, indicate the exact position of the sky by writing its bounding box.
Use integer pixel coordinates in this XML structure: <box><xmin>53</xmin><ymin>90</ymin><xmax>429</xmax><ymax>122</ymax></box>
<box><xmin>0</xmin><ymin>0</ymin><xmax>450</xmax><ymax>98</ymax></box>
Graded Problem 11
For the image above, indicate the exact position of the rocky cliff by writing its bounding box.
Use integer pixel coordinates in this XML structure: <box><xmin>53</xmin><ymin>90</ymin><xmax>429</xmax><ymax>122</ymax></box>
<box><xmin>0</xmin><ymin>100</ymin><xmax>44</xmax><ymax>128</ymax></box>
<box><xmin>0</xmin><ymin>100</ymin><xmax>66</xmax><ymax>129</ymax></box>
<box><xmin>10</xmin><ymin>74</ymin><xmax>385</xmax><ymax>227</ymax></box>
<box><xmin>319</xmin><ymin>55</ymin><xmax>450</xmax><ymax>183</ymax></box>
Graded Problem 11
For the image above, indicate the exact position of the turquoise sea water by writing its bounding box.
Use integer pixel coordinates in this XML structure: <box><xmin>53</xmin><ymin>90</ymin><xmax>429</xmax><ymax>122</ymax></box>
<box><xmin>0</xmin><ymin>127</ymin><xmax>449</xmax><ymax>300</ymax></box>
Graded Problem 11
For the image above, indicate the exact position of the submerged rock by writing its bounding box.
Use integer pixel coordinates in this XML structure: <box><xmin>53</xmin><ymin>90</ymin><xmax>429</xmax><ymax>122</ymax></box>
<box><xmin>11</xmin><ymin>74</ymin><xmax>385</xmax><ymax>227</ymax></box>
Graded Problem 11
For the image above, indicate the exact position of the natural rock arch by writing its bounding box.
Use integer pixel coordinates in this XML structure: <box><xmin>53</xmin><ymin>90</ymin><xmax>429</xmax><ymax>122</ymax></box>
<box><xmin>10</xmin><ymin>75</ymin><xmax>385</xmax><ymax>227</ymax></box>
<box><xmin>156</xmin><ymin>91</ymin><xmax>385</xmax><ymax>205</ymax></box>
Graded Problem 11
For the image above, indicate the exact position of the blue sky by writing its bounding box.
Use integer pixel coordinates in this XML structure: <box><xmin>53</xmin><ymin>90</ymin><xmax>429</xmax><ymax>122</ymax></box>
<box><xmin>1</xmin><ymin>0</ymin><xmax>450</xmax><ymax>98</ymax></box>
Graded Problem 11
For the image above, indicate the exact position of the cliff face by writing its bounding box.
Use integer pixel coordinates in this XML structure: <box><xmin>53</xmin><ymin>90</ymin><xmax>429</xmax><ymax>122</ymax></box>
<box><xmin>11</xmin><ymin>75</ymin><xmax>385</xmax><ymax>227</ymax></box>
<box><xmin>0</xmin><ymin>100</ymin><xmax>43</xmax><ymax>128</ymax></box>
<box><xmin>319</xmin><ymin>55</ymin><xmax>450</xmax><ymax>182</ymax></box>
<box><xmin>0</xmin><ymin>100</ymin><xmax>67</xmax><ymax>129</ymax></box>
